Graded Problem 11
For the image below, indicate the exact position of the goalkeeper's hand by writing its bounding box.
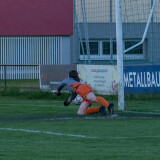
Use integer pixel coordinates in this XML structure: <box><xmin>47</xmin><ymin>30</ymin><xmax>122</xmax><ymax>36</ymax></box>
<box><xmin>64</xmin><ymin>98</ymin><xmax>71</xmax><ymax>106</ymax></box>
<box><xmin>54</xmin><ymin>90</ymin><xmax>61</xmax><ymax>96</ymax></box>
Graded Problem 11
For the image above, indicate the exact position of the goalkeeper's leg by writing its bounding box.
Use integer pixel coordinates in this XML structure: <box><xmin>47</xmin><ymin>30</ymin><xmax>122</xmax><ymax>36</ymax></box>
<box><xmin>78</xmin><ymin>101</ymin><xmax>101</xmax><ymax>115</ymax></box>
<box><xmin>77</xmin><ymin>101</ymin><xmax>106</xmax><ymax>115</ymax></box>
<box><xmin>86</xmin><ymin>92</ymin><xmax>114</xmax><ymax>114</ymax></box>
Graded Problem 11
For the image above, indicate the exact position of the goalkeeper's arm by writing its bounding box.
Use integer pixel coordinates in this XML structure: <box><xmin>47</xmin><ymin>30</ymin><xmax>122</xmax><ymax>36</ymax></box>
<box><xmin>54</xmin><ymin>81</ymin><xmax>67</xmax><ymax>96</ymax></box>
<box><xmin>54</xmin><ymin>90</ymin><xmax>61</xmax><ymax>96</ymax></box>
<box><xmin>64</xmin><ymin>92</ymin><xmax>77</xmax><ymax>106</ymax></box>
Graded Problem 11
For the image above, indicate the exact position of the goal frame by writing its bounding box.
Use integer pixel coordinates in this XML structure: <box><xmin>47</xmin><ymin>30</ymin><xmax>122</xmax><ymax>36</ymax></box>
<box><xmin>115</xmin><ymin>0</ymin><xmax>157</xmax><ymax>110</ymax></box>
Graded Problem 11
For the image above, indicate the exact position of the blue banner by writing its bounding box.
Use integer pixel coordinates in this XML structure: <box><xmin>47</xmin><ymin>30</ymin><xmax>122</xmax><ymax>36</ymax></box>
<box><xmin>124</xmin><ymin>65</ymin><xmax>160</xmax><ymax>94</ymax></box>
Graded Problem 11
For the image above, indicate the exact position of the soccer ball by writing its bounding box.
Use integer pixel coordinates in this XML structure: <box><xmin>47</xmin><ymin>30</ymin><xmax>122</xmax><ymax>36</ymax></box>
<box><xmin>72</xmin><ymin>95</ymin><xmax>83</xmax><ymax>105</ymax></box>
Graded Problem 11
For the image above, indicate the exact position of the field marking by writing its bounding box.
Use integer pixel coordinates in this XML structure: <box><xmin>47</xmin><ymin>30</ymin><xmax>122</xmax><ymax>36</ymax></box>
<box><xmin>45</xmin><ymin>114</ymin><xmax>160</xmax><ymax>121</ymax></box>
<box><xmin>1</xmin><ymin>127</ymin><xmax>160</xmax><ymax>140</ymax></box>
<box><xmin>107</xmin><ymin>135</ymin><xmax>160</xmax><ymax>139</ymax></box>
<box><xmin>45</xmin><ymin>115</ymin><xmax>118</xmax><ymax>121</ymax></box>
<box><xmin>0</xmin><ymin>128</ymin><xmax>98</xmax><ymax>139</ymax></box>
<box><xmin>125</xmin><ymin>110</ymin><xmax>160</xmax><ymax>115</ymax></box>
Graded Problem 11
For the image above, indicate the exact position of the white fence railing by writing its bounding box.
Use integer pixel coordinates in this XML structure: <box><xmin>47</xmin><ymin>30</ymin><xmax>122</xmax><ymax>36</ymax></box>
<box><xmin>0</xmin><ymin>36</ymin><xmax>61</xmax><ymax>65</ymax></box>
<box><xmin>0</xmin><ymin>65</ymin><xmax>39</xmax><ymax>80</ymax></box>
<box><xmin>0</xmin><ymin>36</ymin><xmax>62</xmax><ymax>79</ymax></box>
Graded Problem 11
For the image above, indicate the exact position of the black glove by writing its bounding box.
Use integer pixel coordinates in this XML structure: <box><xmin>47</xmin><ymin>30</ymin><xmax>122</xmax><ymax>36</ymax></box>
<box><xmin>54</xmin><ymin>91</ymin><xmax>61</xmax><ymax>96</ymax></box>
<box><xmin>64</xmin><ymin>99</ymin><xmax>70</xmax><ymax>106</ymax></box>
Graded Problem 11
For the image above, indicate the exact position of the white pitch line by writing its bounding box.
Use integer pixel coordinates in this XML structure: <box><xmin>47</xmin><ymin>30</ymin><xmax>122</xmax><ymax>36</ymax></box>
<box><xmin>107</xmin><ymin>135</ymin><xmax>160</xmax><ymax>139</ymax></box>
<box><xmin>0</xmin><ymin>128</ymin><xmax>98</xmax><ymax>139</ymax></box>
<box><xmin>46</xmin><ymin>115</ymin><xmax>118</xmax><ymax>121</ymax></box>
<box><xmin>0</xmin><ymin>128</ymin><xmax>160</xmax><ymax>140</ymax></box>
<box><xmin>125</xmin><ymin>111</ymin><xmax>160</xmax><ymax>115</ymax></box>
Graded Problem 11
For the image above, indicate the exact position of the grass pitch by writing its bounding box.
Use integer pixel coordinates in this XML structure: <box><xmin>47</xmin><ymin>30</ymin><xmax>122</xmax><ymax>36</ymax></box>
<box><xmin>0</xmin><ymin>95</ymin><xmax>160</xmax><ymax>160</ymax></box>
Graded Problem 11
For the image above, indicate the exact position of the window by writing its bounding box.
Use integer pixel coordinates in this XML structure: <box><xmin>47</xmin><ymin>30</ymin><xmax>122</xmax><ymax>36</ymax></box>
<box><xmin>80</xmin><ymin>42</ymin><xmax>98</xmax><ymax>55</ymax></box>
<box><xmin>103</xmin><ymin>41</ymin><xmax>117</xmax><ymax>55</ymax></box>
<box><xmin>79</xmin><ymin>39</ymin><xmax>145</xmax><ymax>60</ymax></box>
<box><xmin>102</xmin><ymin>42</ymin><xmax>110</xmax><ymax>55</ymax></box>
<box><xmin>125</xmin><ymin>41</ymin><xmax>143</xmax><ymax>54</ymax></box>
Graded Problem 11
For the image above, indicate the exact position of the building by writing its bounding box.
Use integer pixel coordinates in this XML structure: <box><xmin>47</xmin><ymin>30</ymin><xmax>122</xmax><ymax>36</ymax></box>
<box><xmin>0</xmin><ymin>0</ymin><xmax>73</xmax><ymax>66</ymax></box>
<box><xmin>0</xmin><ymin>0</ymin><xmax>160</xmax><ymax>79</ymax></box>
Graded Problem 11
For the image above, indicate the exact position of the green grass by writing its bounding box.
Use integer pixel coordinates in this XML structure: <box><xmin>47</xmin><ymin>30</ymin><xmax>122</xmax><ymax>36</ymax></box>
<box><xmin>0</xmin><ymin>79</ymin><xmax>39</xmax><ymax>89</ymax></box>
<box><xmin>0</xmin><ymin>94</ymin><xmax>160</xmax><ymax>160</ymax></box>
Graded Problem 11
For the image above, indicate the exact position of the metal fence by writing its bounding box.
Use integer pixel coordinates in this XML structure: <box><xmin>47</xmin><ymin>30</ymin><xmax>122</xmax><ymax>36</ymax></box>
<box><xmin>0</xmin><ymin>36</ymin><xmax>62</xmax><ymax>82</ymax></box>
<box><xmin>0</xmin><ymin>64</ymin><xmax>39</xmax><ymax>89</ymax></box>
<box><xmin>0</xmin><ymin>64</ymin><xmax>39</xmax><ymax>80</ymax></box>
<box><xmin>0</xmin><ymin>36</ymin><xmax>61</xmax><ymax>66</ymax></box>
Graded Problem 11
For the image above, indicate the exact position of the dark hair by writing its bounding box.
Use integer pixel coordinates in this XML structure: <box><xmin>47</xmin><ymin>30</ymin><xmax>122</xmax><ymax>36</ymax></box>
<box><xmin>69</xmin><ymin>70</ymin><xmax>80</xmax><ymax>82</ymax></box>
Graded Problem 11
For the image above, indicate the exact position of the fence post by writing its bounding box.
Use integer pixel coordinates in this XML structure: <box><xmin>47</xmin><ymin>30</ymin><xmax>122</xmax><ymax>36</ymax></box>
<box><xmin>4</xmin><ymin>66</ymin><xmax>7</xmax><ymax>89</ymax></box>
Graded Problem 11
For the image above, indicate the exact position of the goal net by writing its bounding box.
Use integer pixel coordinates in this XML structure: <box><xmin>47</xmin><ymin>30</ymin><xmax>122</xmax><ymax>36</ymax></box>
<box><xmin>74</xmin><ymin>0</ymin><xmax>160</xmax><ymax>110</ymax></box>
<box><xmin>122</xmin><ymin>0</ymin><xmax>160</xmax><ymax>63</ymax></box>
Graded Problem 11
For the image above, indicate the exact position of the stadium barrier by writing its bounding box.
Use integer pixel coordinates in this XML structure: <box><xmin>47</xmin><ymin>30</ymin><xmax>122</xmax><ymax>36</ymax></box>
<box><xmin>40</xmin><ymin>65</ymin><xmax>77</xmax><ymax>91</ymax></box>
<box><xmin>1</xmin><ymin>64</ymin><xmax>159</xmax><ymax>93</ymax></box>
<box><xmin>124</xmin><ymin>64</ymin><xmax>160</xmax><ymax>94</ymax></box>
<box><xmin>40</xmin><ymin>64</ymin><xmax>160</xmax><ymax>95</ymax></box>
<box><xmin>40</xmin><ymin>64</ymin><xmax>118</xmax><ymax>95</ymax></box>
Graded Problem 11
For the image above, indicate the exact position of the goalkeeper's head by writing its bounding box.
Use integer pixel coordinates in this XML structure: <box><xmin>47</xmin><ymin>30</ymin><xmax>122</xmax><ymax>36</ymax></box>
<box><xmin>69</xmin><ymin>70</ymin><xmax>80</xmax><ymax>82</ymax></box>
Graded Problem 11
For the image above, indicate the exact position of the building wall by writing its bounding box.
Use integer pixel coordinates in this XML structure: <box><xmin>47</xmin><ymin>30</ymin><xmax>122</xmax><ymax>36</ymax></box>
<box><xmin>61</xmin><ymin>37</ymin><xmax>71</xmax><ymax>64</ymax></box>
<box><xmin>0</xmin><ymin>0</ymin><xmax>73</xmax><ymax>79</ymax></box>
<box><xmin>76</xmin><ymin>23</ymin><xmax>160</xmax><ymax>63</ymax></box>
<box><xmin>0</xmin><ymin>36</ymin><xmax>71</xmax><ymax>65</ymax></box>
<box><xmin>0</xmin><ymin>36</ymin><xmax>71</xmax><ymax>79</ymax></box>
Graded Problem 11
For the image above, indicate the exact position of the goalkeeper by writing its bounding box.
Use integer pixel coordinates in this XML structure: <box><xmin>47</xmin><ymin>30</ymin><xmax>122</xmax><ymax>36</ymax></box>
<box><xmin>55</xmin><ymin>70</ymin><xmax>114</xmax><ymax>115</ymax></box>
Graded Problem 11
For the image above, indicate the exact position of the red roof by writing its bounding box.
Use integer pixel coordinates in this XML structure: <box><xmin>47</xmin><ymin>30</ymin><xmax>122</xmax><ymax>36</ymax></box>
<box><xmin>0</xmin><ymin>0</ymin><xmax>73</xmax><ymax>36</ymax></box>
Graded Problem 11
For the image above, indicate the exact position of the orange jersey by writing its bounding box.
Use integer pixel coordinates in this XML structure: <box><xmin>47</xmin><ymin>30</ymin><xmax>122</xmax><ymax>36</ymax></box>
<box><xmin>71</xmin><ymin>83</ymin><xmax>94</xmax><ymax>105</ymax></box>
